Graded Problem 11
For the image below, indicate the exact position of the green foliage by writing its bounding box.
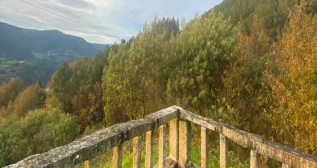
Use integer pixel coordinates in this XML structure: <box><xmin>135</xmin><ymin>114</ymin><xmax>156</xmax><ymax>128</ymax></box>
<box><xmin>213</xmin><ymin>0</ymin><xmax>299</xmax><ymax>41</ymax></box>
<box><xmin>167</xmin><ymin>11</ymin><xmax>238</xmax><ymax>117</ymax></box>
<box><xmin>100</xmin><ymin>0</ymin><xmax>317</xmax><ymax>160</ymax></box>
<box><xmin>190</xmin><ymin>149</ymin><xmax>249</xmax><ymax>168</ymax></box>
<box><xmin>103</xmin><ymin>42</ymin><xmax>130</xmax><ymax>126</ymax></box>
<box><xmin>101</xmin><ymin>143</ymin><xmax>249</xmax><ymax>168</ymax></box>
<box><xmin>20</xmin><ymin>58</ymin><xmax>59</xmax><ymax>85</ymax></box>
<box><xmin>103</xmin><ymin>142</ymin><xmax>167</xmax><ymax>168</ymax></box>
<box><xmin>48</xmin><ymin>62</ymin><xmax>73</xmax><ymax>112</ymax></box>
<box><xmin>32</xmin><ymin>52</ymin><xmax>45</xmax><ymax>59</ymax></box>
<box><xmin>306</xmin><ymin>0</ymin><xmax>317</xmax><ymax>14</ymax></box>
<box><xmin>47</xmin><ymin>46</ymin><xmax>112</xmax><ymax>130</ymax></box>
<box><xmin>0</xmin><ymin>116</ymin><xmax>26</xmax><ymax>166</ymax></box>
<box><xmin>264</xmin><ymin>0</ymin><xmax>317</xmax><ymax>153</ymax></box>
<box><xmin>103</xmin><ymin>18</ymin><xmax>179</xmax><ymax>126</ymax></box>
<box><xmin>221</xmin><ymin>19</ymin><xmax>272</xmax><ymax>133</ymax></box>
<box><xmin>0</xmin><ymin>108</ymin><xmax>80</xmax><ymax>167</ymax></box>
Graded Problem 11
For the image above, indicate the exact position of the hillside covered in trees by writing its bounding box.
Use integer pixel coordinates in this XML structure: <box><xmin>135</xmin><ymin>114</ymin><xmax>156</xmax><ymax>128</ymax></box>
<box><xmin>0</xmin><ymin>22</ymin><xmax>105</xmax><ymax>60</ymax></box>
<box><xmin>1</xmin><ymin>0</ymin><xmax>317</xmax><ymax>166</ymax></box>
<box><xmin>0</xmin><ymin>22</ymin><xmax>107</xmax><ymax>85</ymax></box>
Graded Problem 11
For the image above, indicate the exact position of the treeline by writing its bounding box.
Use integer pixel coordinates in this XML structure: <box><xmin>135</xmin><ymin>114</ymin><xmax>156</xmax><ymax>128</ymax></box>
<box><xmin>0</xmin><ymin>49</ymin><xmax>112</xmax><ymax>166</ymax></box>
<box><xmin>1</xmin><ymin>0</ymin><xmax>317</xmax><ymax>166</ymax></box>
<box><xmin>103</xmin><ymin>0</ymin><xmax>317</xmax><ymax>155</ymax></box>
<box><xmin>103</xmin><ymin>0</ymin><xmax>316</xmax><ymax>155</ymax></box>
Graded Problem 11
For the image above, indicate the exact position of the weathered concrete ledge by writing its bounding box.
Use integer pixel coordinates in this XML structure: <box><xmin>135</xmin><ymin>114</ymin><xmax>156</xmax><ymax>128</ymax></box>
<box><xmin>4</xmin><ymin>106</ymin><xmax>317</xmax><ymax>168</ymax></box>
<box><xmin>179</xmin><ymin>108</ymin><xmax>317</xmax><ymax>168</ymax></box>
<box><xmin>4</xmin><ymin>106</ymin><xmax>179</xmax><ymax>168</ymax></box>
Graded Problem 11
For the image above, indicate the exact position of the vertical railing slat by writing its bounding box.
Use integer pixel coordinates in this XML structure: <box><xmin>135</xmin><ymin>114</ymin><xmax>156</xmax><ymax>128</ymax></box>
<box><xmin>84</xmin><ymin>160</ymin><xmax>90</xmax><ymax>168</ymax></box>
<box><xmin>133</xmin><ymin>136</ymin><xmax>142</xmax><ymax>168</ymax></box>
<box><xmin>112</xmin><ymin>144</ymin><xmax>122</xmax><ymax>168</ymax></box>
<box><xmin>159</xmin><ymin>125</ymin><xmax>165</xmax><ymax>168</ymax></box>
<box><xmin>250</xmin><ymin>150</ymin><xmax>259</xmax><ymax>168</ymax></box>
<box><xmin>169</xmin><ymin>118</ymin><xmax>179</xmax><ymax>162</ymax></box>
<box><xmin>282</xmin><ymin>163</ymin><xmax>290</xmax><ymax>168</ymax></box>
<box><xmin>220</xmin><ymin>133</ymin><xmax>228</xmax><ymax>168</ymax></box>
<box><xmin>145</xmin><ymin>130</ymin><xmax>153</xmax><ymax>168</ymax></box>
<box><xmin>178</xmin><ymin>120</ymin><xmax>191</xmax><ymax>167</ymax></box>
<box><xmin>201</xmin><ymin>127</ymin><xmax>209</xmax><ymax>168</ymax></box>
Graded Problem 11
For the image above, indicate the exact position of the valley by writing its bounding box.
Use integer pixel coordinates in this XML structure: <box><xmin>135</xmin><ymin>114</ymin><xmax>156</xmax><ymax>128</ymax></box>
<box><xmin>0</xmin><ymin>22</ymin><xmax>107</xmax><ymax>85</ymax></box>
<box><xmin>0</xmin><ymin>49</ymin><xmax>88</xmax><ymax>85</ymax></box>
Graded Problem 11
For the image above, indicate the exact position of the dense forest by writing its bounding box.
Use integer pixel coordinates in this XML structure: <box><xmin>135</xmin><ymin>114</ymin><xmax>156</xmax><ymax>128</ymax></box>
<box><xmin>1</xmin><ymin>0</ymin><xmax>317</xmax><ymax>166</ymax></box>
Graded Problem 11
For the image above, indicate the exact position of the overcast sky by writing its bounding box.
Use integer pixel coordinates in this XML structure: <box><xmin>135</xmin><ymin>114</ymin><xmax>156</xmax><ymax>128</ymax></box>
<box><xmin>0</xmin><ymin>0</ymin><xmax>222</xmax><ymax>44</ymax></box>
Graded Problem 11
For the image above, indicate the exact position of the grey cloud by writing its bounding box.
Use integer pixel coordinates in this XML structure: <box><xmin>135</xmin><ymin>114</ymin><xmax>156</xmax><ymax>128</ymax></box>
<box><xmin>0</xmin><ymin>0</ymin><xmax>223</xmax><ymax>44</ymax></box>
<box><xmin>51</xmin><ymin>0</ymin><xmax>93</xmax><ymax>9</ymax></box>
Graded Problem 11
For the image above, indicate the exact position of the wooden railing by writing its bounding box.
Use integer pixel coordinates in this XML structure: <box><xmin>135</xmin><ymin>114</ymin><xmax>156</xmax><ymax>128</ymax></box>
<box><xmin>4</xmin><ymin>106</ymin><xmax>317</xmax><ymax>168</ymax></box>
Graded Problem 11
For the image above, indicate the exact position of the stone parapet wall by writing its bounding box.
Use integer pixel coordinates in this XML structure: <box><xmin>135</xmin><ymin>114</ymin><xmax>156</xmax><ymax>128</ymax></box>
<box><xmin>4</xmin><ymin>106</ymin><xmax>179</xmax><ymax>168</ymax></box>
<box><xmin>179</xmin><ymin>109</ymin><xmax>317</xmax><ymax>168</ymax></box>
<box><xmin>5</xmin><ymin>106</ymin><xmax>317</xmax><ymax>168</ymax></box>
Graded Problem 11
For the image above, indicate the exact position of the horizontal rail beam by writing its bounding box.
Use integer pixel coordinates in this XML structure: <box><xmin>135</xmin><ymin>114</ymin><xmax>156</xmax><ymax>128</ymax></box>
<box><xmin>5</xmin><ymin>106</ymin><xmax>180</xmax><ymax>168</ymax></box>
<box><xmin>179</xmin><ymin>109</ymin><xmax>317</xmax><ymax>168</ymax></box>
<box><xmin>5</xmin><ymin>106</ymin><xmax>317</xmax><ymax>168</ymax></box>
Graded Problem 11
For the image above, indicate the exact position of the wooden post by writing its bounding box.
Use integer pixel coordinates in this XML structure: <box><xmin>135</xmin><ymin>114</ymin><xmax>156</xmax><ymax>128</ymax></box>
<box><xmin>178</xmin><ymin>120</ymin><xmax>191</xmax><ymax>168</ymax></box>
<box><xmin>145</xmin><ymin>130</ymin><xmax>153</xmax><ymax>168</ymax></box>
<box><xmin>169</xmin><ymin>118</ymin><xmax>179</xmax><ymax>162</ymax></box>
<box><xmin>84</xmin><ymin>160</ymin><xmax>90</xmax><ymax>168</ymax></box>
<box><xmin>220</xmin><ymin>134</ymin><xmax>228</xmax><ymax>168</ymax></box>
<box><xmin>250</xmin><ymin>150</ymin><xmax>259</xmax><ymax>168</ymax></box>
<box><xmin>159</xmin><ymin>125</ymin><xmax>166</xmax><ymax>168</ymax></box>
<box><xmin>201</xmin><ymin>127</ymin><xmax>209</xmax><ymax>168</ymax></box>
<box><xmin>133</xmin><ymin>136</ymin><xmax>142</xmax><ymax>168</ymax></box>
<box><xmin>112</xmin><ymin>144</ymin><xmax>122</xmax><ymax>168</ymax></box>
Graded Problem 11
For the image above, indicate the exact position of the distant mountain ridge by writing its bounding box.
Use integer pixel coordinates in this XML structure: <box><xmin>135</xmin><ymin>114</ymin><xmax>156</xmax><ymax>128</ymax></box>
<box><xmin>0</xmin><ymin>22</ymin><xmax>107</xmax><ymax>60</ymax></box>
<box><xmin>0</xmin><ymin>22</ymin><xmax>109</xmax><ymax>85</ymax></box>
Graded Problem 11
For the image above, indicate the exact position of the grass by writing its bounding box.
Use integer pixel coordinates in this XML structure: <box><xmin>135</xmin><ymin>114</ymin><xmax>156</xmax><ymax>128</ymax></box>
<box><xmin>100</xmin><ymin>143</ymin><xmax>249</xmax><ymax>168</ymax></box>
<box><xmin>73</xmin><ymin>126</ymin><xmax>250</xmax><ymax>168</ymax></box>
<box><xmin>33</xmin><ymin>52</ymin><xmax>45</xmax><ymax>59</ymax></box>
<box><xmin>0</xmin><ymin>59</ymin><xmax>16</xmax><ymax>69</ymax></box>
<box><xmin>0</xmin><ymin>64</ymin><xmax>8</xmax><ymax>69</ymax></box>
<box><xmin>103</xmin><ymin>141</ymin><xmax>167</xmax><ymax>168</ymax></box>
